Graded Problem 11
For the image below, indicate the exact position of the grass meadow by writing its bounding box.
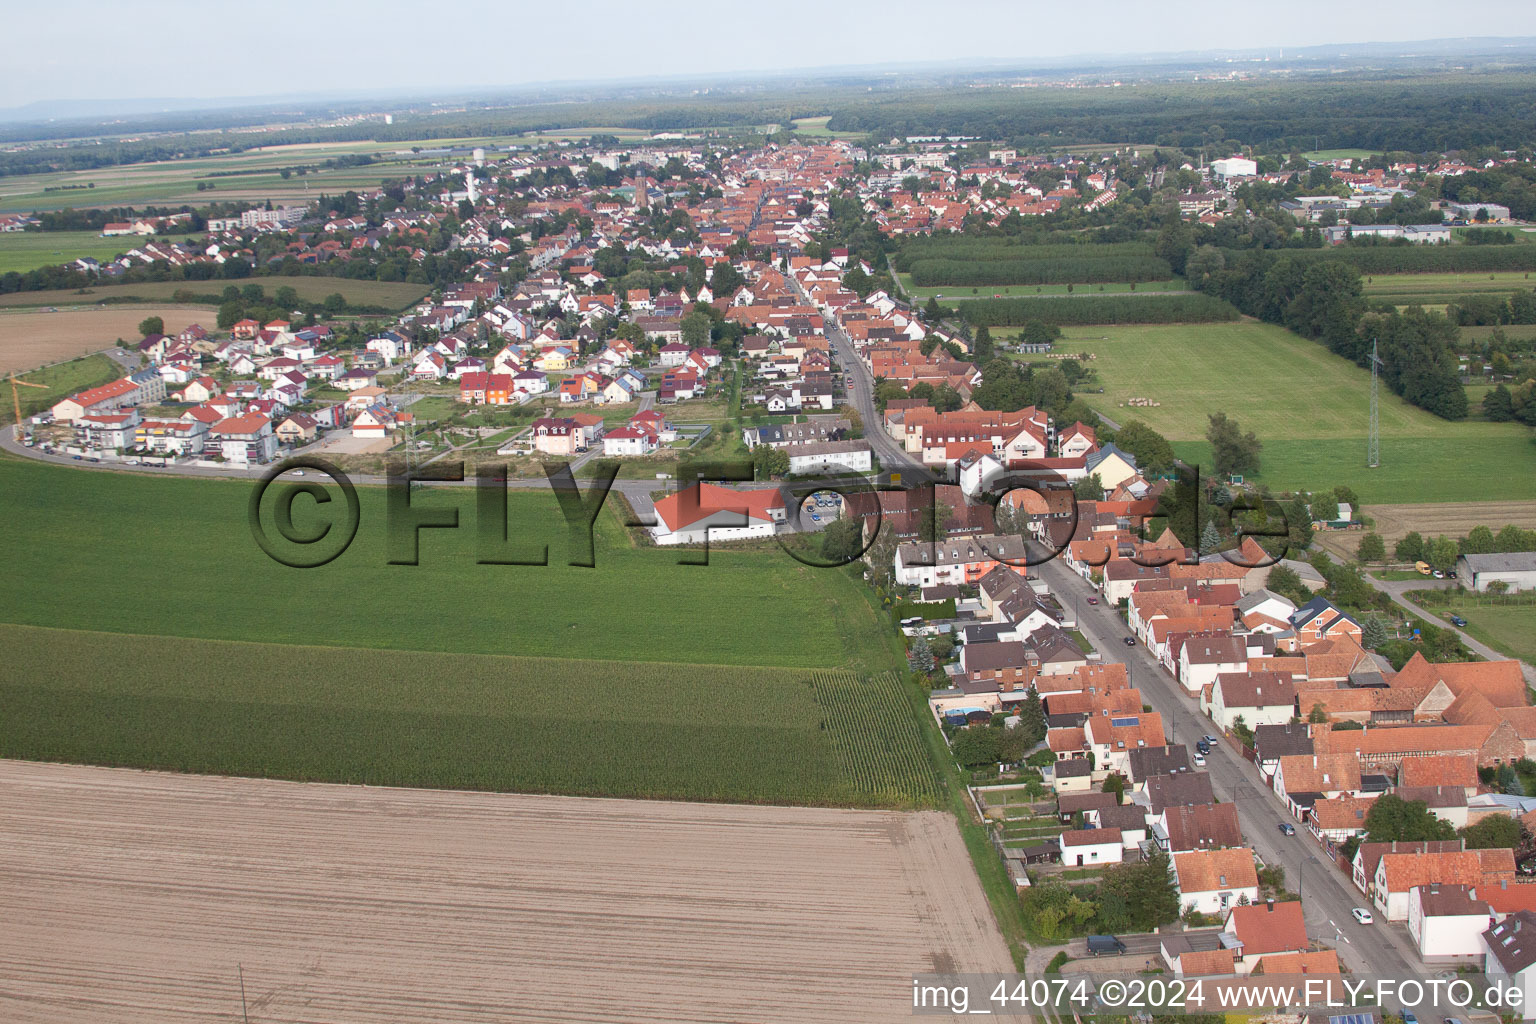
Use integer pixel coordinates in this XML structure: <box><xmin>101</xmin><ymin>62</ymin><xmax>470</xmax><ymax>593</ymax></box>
<box><xmin>0</xmin><ymin>230</ymin><xmax>142</xmax><ymax>274</ymax></box>
<box><xmin>1029</xmin><ymin>322</ymin><xmax>1536</xmax><ymax>503</ymax></box>
<box><xmin>1416</xmin><ymin>601</ymin><xmax>1536</xmax><ymax>665</ymax></box>
<box><xmin>0</xmin><ymin>456</ymin><xmax>933</xmax><ymax>805</ymax></box>
<box><xmin>0</xmin><ymin>457</ymin><xmax>898</xmax><ymax>671</ymax></box>
<box><xmin>0</xmin><ymin>353</ymin><xmax>119</xmax><ymax>423</ymax></box>
<box><xmin>1362</xmin><ymin>270</ymin><xmax>1536</xmax><ymax>306</ymax></box>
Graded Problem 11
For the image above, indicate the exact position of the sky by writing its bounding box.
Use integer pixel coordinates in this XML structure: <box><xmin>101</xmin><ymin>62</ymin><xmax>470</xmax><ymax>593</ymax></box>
<box><xmin>7</xmin><ymin>0</ymin><xmax>1536</xmax><ymax>110</ymax></box>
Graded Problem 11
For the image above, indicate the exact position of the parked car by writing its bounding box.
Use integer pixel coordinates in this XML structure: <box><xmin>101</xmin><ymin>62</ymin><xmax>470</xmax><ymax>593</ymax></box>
<box><xmin>1279</xmin><ymin>822</ymin><xmax>1297</xmax><ymax>836</ymax></box>
<box><xmin>1193</xmin><ymin>753</ymin><xmax>1206</xmax><ymax>767</ymax></box>
<box><xmin>1086</xmin><ymin>596</ymin><xmax>1098</xmax><ymax>605</ymax></box>
<box><xmin>1123</xmin><ymin>637</ymin><xmax>1136</xmax><ymax>646</ymax></box>
<box><xmin>1203</xmin><ymin>735</ymin><xmax>1219</xmax><ymax>744</ymax></box>
<box><xmin>1351</xmin><ymin>907</ymin><xmax>1374</xmax><ymax>925</ymax></box>
<box><xmin>1449</xmin><ymin>615</ymin><xmax>1468</xmax><ymax>627</ymax></box>
<box><xmin>1196</xmin><ymin>741</ymin><xmax>1211</xmax><ymax>755</ymax></box>
<box><xmin>1402</xmin><ymin>1013</ymin><xmax>1417</xmax><ymax>1024</ymax></box>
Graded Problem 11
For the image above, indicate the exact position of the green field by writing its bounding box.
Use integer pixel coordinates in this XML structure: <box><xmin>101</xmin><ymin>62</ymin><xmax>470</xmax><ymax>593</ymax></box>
<box><xmin>0</xmin><ymin>457</ymin><xmax>897</xmax><ymax>670</ymax></box>
<box><xmin>0</xmin><ymin>456</ymin><xmax>933</xmax><ymax>804</ymax></box>
<box><xmin>0</xmin><ymin>140</ymin><xmax>488</xmax><ymax>214</ymax></box>
<box><xmin>1301</xmin><ymin>149</ymin><xmax>1374</xmax><ymax>162</ymax></box>
<box><xmin>898</xmin><ymin>274</ymin><xmax>1188</xmax><ymax>300</ymax></box>
<box><xmin>1363</xmin><ymin>271</ymin><xmax>1536</xmax><ymax>305</ymax></box>
<box><xmin>1</xmin><ymin>353</ymin><xmax>120</xmax><ymax>425</ymax></box>
<box><xmin>0</xmin><ymin>276</ymin><xmax>428</xmax><ymax>310</ymax></box>
<box><xmin>0</xmin><ymin>230</ymin><xmax>141</xmax><ymax>274</ymax></box>
<box><xmin>1415</xmin><ymin>601</ymin><xmax>1536</xmax><ymax>665</ymax></box>
<box><xmin>1042</xmin><ymin>322</ymin><xmax>1536</xmax><ymax>503</ymax></box>
<box><xmin>0</xmin><ymin>624</ymin><xmax>934</xmax><ymax>806</ymax></box>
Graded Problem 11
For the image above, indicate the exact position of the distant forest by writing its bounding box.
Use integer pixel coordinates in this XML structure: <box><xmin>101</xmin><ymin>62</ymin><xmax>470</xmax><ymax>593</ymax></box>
<box><xmin>824</xmin><ymin>74</ymin><xmax>1536</xmax><ymax>153</ymax></box>
<box><xmin>4</xmin><ymin>69</ymin><xmax>1536</xmax><ymax>179</ymax></box>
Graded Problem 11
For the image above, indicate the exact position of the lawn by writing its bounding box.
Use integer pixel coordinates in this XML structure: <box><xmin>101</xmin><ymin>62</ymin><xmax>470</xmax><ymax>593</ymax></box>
<box><xmin>0</xmin><ymin>623</ymin><xmax>936</xmax><ymax>807</ymax></box>
<box><xmin>0</xmin><ymin>456</ymin><xmax>899</xmax><ymax>673</ymax></box>
<box><xmin>1044</xmin><ymin>322</ymin><xmax>1536</xmax><ymax>503</ymax></box>
<box><xmin>0</xmin><ymin>276</ymin><xmax>429</xmax><ymax>311</ymax></box>
<box><xmin>1</xmin><ymin>353</ymin><xmax>120</xmax><ymax>424</ymax></box>
<box><xmin>0</xmin><ymin>231</ymin><xmax>142</xmax><ymax>274</ymax></box>
<box><xmin>1418</xmin><ymin>602</ymin><xmax>1536</xmax><ymax>665</ymax></box>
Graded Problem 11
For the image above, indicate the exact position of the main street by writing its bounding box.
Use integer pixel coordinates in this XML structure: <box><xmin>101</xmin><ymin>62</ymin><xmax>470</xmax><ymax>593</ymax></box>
<box><xmin>791</xmin><ymin>277</ymin><xmax>934</xmax><ymax>484</ymax></box>
<box><xmin>1029</xmin><ymin>546</ymin><xmax>1425</xmax><ymax>983</ymax></box>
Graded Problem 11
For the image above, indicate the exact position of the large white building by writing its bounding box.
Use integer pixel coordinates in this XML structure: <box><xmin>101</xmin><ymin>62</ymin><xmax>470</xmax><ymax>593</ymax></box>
<box><xmin>649</xmin><ymin>482</ymin><xmax>786</xmax><ymax>546</ymax></box>
<box><xmin>787</xmin><ymin>439</ymin><xmax>873</xmax><ymax>476</ymax></box>
<box><xmin>1457</xmin><ymin>553</ymin><xmax>1536</xmax><ymax>593</ymax></box>
<box><xmin>1210</xmin><ymin>156</ymin><xmax>1257</xmax><ymax>179</ymax></box>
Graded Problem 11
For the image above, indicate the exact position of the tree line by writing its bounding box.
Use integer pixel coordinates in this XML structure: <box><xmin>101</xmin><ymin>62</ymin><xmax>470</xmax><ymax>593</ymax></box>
<box><xmin>1196</xmin><ymin>251</ymin><xmax>1467</xmax><ymax>419</ymax></box>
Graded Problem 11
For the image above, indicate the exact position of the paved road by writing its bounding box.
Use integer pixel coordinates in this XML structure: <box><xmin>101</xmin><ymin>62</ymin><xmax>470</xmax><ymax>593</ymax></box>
<box><xmin>1029</xmin><ymin>545</ymin><xmax>1422</xmax><ymax>984</ymax></box>
<box><xmin>791</xmin><ymin>277</ymin><xmax>933</xmax><ymax>484</ymax></box>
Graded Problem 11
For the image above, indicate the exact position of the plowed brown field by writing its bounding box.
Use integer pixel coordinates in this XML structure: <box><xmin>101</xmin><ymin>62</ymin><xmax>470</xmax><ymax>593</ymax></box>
<box><xmin>0</xmin><ymin>761</ymin><xmax>1010</xmax><ymax>1023</ymax></box>
<box><xmin>0</xmin><ymin>305</ymin><xmax>216</xmax><ymax>373</ymax></box>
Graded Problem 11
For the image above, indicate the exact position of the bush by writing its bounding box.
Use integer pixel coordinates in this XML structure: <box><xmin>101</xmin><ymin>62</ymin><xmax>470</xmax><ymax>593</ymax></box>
<box><xmin>1046</xmin><ymin>952</ymin><xmax>1071</xmax><ymax>973</ymax></box>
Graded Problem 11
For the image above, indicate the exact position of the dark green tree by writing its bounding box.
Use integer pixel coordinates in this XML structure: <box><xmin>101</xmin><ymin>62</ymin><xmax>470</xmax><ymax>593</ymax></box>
<box><xmin>1365</xmin><ymin>795</ymin><xmax>1457</xmax><ymax>843</ymax></box>
<box><xmin>1206</xmin><ymin>412</ymin><xmax>1262</xmax><ymax>477</ymax></box>
<box><xmin>1395</xmin><ymin>531</ymin><xmax>1426</xmax><ymax>563</ymax></box>
<box><xmin>1110</xmin><ymin>420</ymin><xmax>1175</xmax><ymax>475</ymax></box>
<box><xmin>1460</xmin><ymin>815</ymin><xmax>1524</xmax><ymax>851</ymax></box>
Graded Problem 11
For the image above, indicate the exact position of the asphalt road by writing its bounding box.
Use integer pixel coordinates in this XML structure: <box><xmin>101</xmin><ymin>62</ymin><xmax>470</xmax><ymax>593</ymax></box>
<box><xmin>791</xmin><ymin>279</ymin><xmax>933</xmax><ymax>484</ymax></box>
<box><xmin>1029</xmin><ymin>545</ymin><xmax>1425</xmax><ymax>985</ymax></box>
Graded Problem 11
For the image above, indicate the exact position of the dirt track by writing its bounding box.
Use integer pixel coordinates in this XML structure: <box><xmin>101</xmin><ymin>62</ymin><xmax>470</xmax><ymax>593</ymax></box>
<box><xmin>0</xmin><ymin>761</ymin><xmax>1011</xmax><ymax>1023</ymax></box>
<box><xmin>0</xmin><ymin>305</ymin><xmax>216</xmax><ymax>373</ymax></box>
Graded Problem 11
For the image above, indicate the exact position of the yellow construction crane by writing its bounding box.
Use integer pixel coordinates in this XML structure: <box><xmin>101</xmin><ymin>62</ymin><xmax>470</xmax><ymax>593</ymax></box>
<box><xmin>8</xmin><ymin>371</ymin><xmax>47</xmax><ymax>433</ymax></box>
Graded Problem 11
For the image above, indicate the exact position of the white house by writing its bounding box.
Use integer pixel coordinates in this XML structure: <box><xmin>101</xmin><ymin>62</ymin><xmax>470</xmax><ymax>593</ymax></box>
<box><xmin>512</xmin><ymin>371</ymin><xmax>549</xmax><ymax>394</ymax></box>
<box><xmin>1178</xmin><ymin>636</ymin><xmax>1249</xmax><ymax>696</ymax></box>
<box><xmin>958</xmin><ymin>450</ymin><xmax>1007</xmax><ymax>498</ymax></box>
<box><xmin>1202</xmin><ymin>671</ymin><xmax>1297</xmax><ymax>732</ymax></box>
<box><xmin>602</xmin><ymin>425</ymin><xmax>658</xmax><ymax>457</ymax></box>
<box><xmin>1059</xmin><ymin>828</ymin><xmax>1123</xmax><ymax>867</ymax></box>
<box><xmin>1173</xmin><ymin>848</ymin><xmax>1259</xmax><ymax>916</ymax></box>
<box><xmin>1410</xmin><ymin>885</ymin><xmax>1496</xmax><ymax>962</ymax></box>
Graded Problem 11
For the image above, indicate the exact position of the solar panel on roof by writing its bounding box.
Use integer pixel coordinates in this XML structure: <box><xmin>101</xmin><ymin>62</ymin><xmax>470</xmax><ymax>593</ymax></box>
<box><xmin>1110</xmin><ymin>717</ymin><xmax>1139</xmax><ymax>727</ymax></box>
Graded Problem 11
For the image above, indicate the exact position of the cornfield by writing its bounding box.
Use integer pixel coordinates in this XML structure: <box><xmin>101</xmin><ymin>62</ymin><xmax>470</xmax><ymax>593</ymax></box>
<box><xmin>811</xmin><ymin>670</ymin><xmax>939</xmax><ymax>807</ymax></box>
<box><xmin>0</xmin><ymin>624</ymin><xmax>938</xmax><ymax>809</ymax></box>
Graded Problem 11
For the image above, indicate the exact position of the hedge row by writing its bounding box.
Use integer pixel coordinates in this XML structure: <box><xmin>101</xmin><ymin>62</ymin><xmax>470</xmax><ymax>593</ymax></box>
<box><xmin>1270</xmin><ymin>245</ymin><xmax>1536</xmax><ymax>275</ymax></box>
<box><xmin>958</xmin><ymin>293</ymin><xmax>1241</xmax><ymax>327</ymax></box>
<box><xmin>893</xmin><ymin>240</ymin><xmax>1155</xmax><ymax>272</ymax></box>
<box><xmin>910</xmin><ymin>255</ymin><xmax>1173</xmax><ymax>287</ymax></box>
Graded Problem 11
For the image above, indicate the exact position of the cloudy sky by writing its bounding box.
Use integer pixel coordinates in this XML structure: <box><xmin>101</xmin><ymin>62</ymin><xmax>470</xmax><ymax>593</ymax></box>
<box><xmin>6</xmin><ymin>0</ymin><xmax>1536</xmax><ymax>109</ymax></box>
